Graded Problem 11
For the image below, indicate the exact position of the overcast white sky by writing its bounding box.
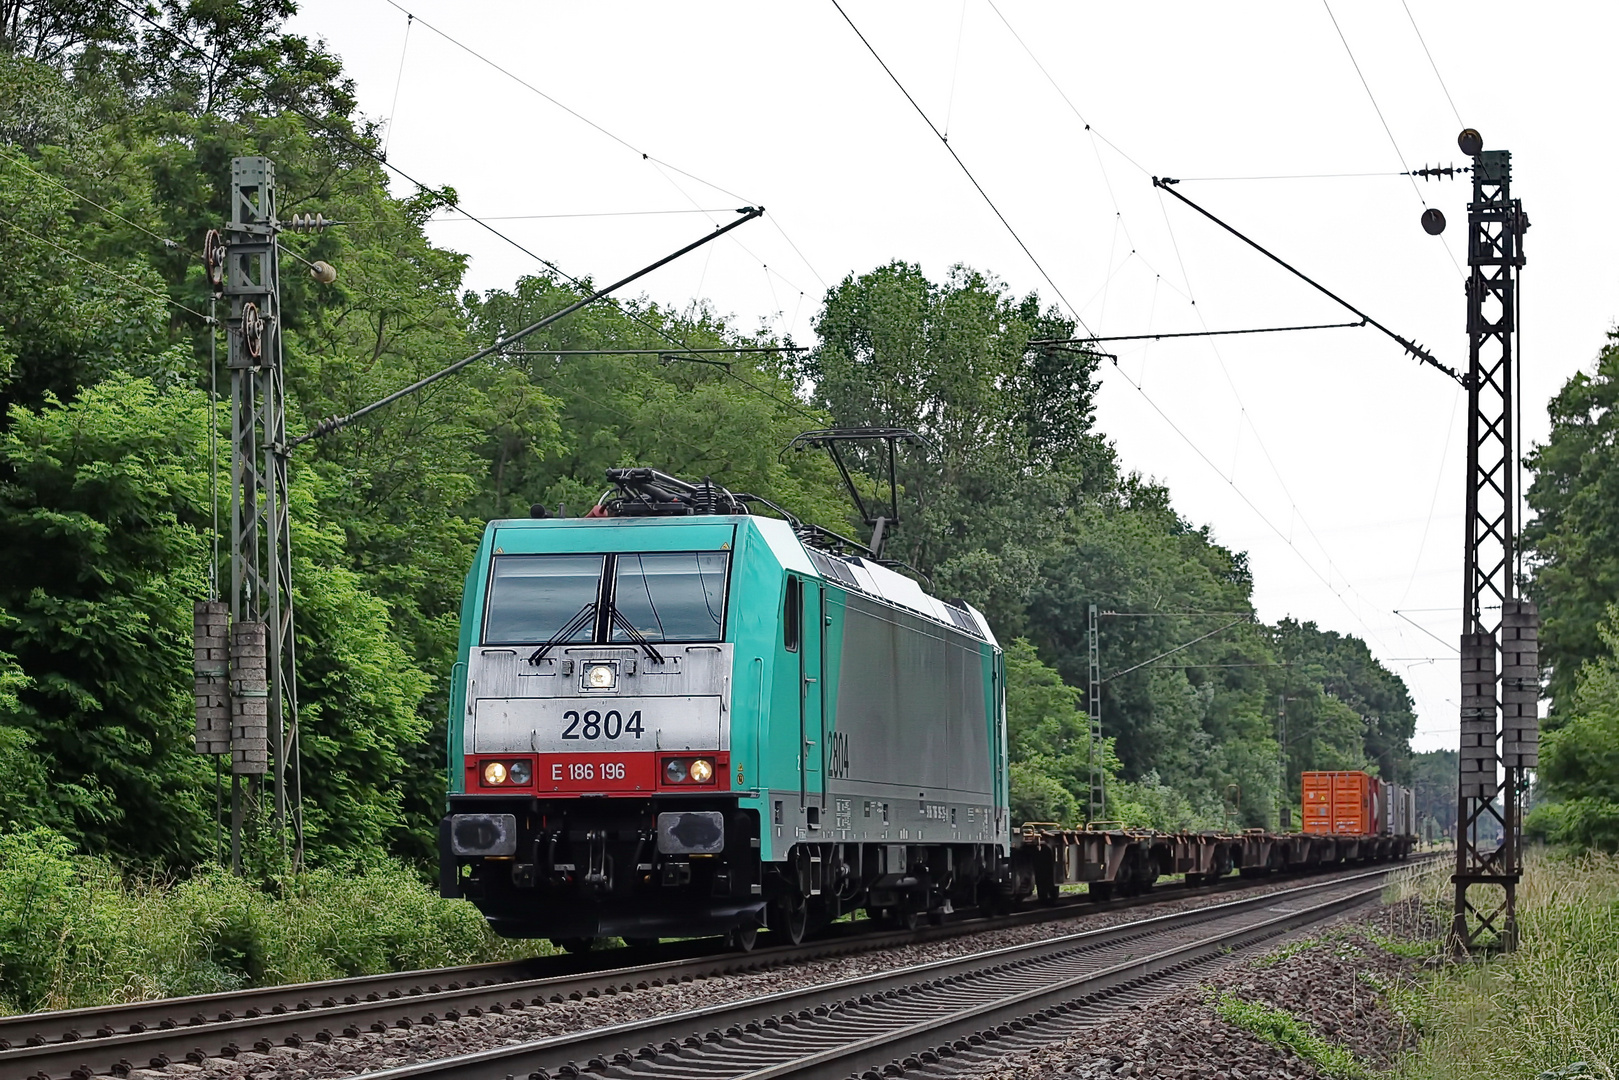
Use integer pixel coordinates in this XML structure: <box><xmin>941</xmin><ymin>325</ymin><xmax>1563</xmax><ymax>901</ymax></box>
<box><xmin>287</xmin><ymin>1</ymin><xmax>1619</xmax><ymax>755</ymax></box>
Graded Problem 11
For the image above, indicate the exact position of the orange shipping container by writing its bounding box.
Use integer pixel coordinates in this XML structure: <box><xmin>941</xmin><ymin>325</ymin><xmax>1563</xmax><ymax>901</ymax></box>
<box><xmin>1301</xmin><ymin>770</ymin><xmax>1379</xmax><ymax>835</ymax></box>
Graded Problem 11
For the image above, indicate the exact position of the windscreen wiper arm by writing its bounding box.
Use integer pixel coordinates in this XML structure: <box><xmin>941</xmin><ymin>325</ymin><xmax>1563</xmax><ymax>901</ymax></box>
<box><xmin>608</xmin><ymin>606</ymin><xmax>666</xmax><ymax>665</ymax></box>
<box><xmin>528</xmin><ymin>603</ymin><xmax>596</xmax><ymax>665</ymax></box>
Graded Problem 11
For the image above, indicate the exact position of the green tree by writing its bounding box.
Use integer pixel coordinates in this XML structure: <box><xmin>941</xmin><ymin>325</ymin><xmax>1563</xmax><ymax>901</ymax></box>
<box><xmin>1004</xmin><ymin>638</ymin><xmax>1087</xmax><ymax>825</ymax></box>
<box><xmin>465</xmin><ymin>274</ymin><xmax>847</xmax><ymax>528</ymax></box>
<box><xmin>1410</xmin><ymin>748</ymin><xmax>1457</xmax><ymax>842</ymax></box>
<box><xmin>0</xmin><ymin>378</ymin><xmax>215</xmax><ymax>859</ymax></box>
<box><xmin>805</xmin><ymin>261</ymin><xmax>1115</xmax><ymax>633</ymax></box>
<box><xmin>1527</xmin><ymin>605</ymin><xmax>1619</xmax><ymax>851</ymax></box>
<box><xmin>1525</xmin><ymin>331</ymin><xmax>1619</xmax><ymax>715</ymax></box>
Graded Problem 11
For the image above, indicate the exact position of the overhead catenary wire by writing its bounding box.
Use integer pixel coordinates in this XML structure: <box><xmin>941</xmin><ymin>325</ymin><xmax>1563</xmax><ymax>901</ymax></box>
<box><xmin>1108</xmin><ymin>356</ymin><xmax>1408</xmax><ymax>660</ymax></box>
<box><xmin>0</xmin><ymin>145</ymin><xmax>202</xmax><ymax>260</ymax></box>
<box><xmin>1392</xmin><ymin>609</ymin><xmax>1462</xmax><ymax>655</ymax></box>
<box><xmin>0</xmin><ymin>211</ymin><xmax>213</xmax><ymax>322</ymax></box>
<box><xmin>290</xmin><ymin>207</ymin><xmax>767</xmax><ymax>447</ymax></box>
<box><xmin>1105</xmin><ymin>617</ymin><xmax>1253</xmax><ymax>681</ymax></box>
<box><xmin>828</xmin><ymin>0</ymin><xmax>1092</xmax><ymax>335</ymax></box>
<box><xmin>106</xmin><ymin>0</ymin><xmax>821</xmax><ymax>426</ymax></box>
<box><xmin>428</xmin><ymin>208</ymin><xmax>737</xmax><ymax>222</ymax></box>
<box><xmin>1033</xmin><ymin>320</ymin><xmax>1367</xmax><ymax>347</ymax></box>
<box><xmin>1319</xmin><ymin>0</ymin><xmax>1465</xmax><ymax>279</ymax></box>
<box><xmin>369</xmin><ymin>0</ymin><xmax>820</xmax><ymax>368</ymax></box>
<box><xmin>1174</xmin><ymin>171</ymin><xmax>1412</xmax><ymax>182</ymax></box>
<box><xmin>981</xmin><ymin>2</ymin><xmax>1463</xmax><ymax>700</ymax></box>
<box><xmin>1152</xmin><ymin>178</ymin><xmax>1458</xmax><ymax>381</ymax></box>
<box><xmin>377</xmin><ymin>0</ymin><xmax>746</xmax><ymax>202</ymax></box>
<box><xmin>1141</xmin><ymin>197</ymin><xmax>1422</xmax><ymax>657</ymax></box>
<box><xmin>503</xmin><ymin>346</ymin><xmax>808</xmax><ymax>356</ymax></box>
<box><xmin>981</xmin><ymin>0</ymin><xmax>1149</xmax><ymax>175</ymax></box>
<box><xmin>507</xmin><ymin>348</ymin><xmax>821</xmax><ymax>421</ymax></box>
<box><xmin>373</xmin><ymin>0</ymin><xmax>830</xmax><ymax>294</ymax></box>
<box><xmin>1319</xmin><ymin>0</ymin><xmax>1427</xmax><ymax>208</ymax></box>
<box><xmin>382</xmin><ymin>11</ymin><xmax>413</xmax><ymax>155</ymax></box>
<box><xmin>980</xmin><ymin>2</ymin><xmax>1432</xmax><ymax>673</ymax></box>
<box><xmin>1399</xmin><ymin>0</ymin><xmax>1465</xmax><ymax>128</ymax></box>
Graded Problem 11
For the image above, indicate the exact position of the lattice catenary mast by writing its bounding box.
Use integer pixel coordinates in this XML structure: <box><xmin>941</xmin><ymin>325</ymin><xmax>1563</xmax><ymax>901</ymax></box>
<box><xmin>195</xmin><ymin>157</ymin><xmax>306</xmax><ymax>869</ymax></box>
<box><xmin>1450</xmin><ymin>128</ymin><xmax>1537</xmax><ymax>953</ymax></box>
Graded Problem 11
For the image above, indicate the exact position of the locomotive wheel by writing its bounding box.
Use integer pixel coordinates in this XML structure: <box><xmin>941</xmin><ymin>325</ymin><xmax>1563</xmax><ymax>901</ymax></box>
<box><xmin>727</xmin><ymin>923</ymin><xmax>759</xmax><ymax>952</ymax></box>
<box><xmin>899</xmin><ymin>907</ymin><xmax>921</xmax><ymax>932</ymax></box>
<box><xmin>774</xmin><ymin>894</ymin><xmax>809</xmax><ymax>946</ymax></box>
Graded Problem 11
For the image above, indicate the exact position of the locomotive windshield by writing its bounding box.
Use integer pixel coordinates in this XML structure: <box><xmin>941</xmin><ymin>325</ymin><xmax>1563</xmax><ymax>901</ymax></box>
<box><xmin>484</xmin><ymin>554</ymin><xmax>603</xmax><ymax>645</ymax></box>
<box><xmin>482</xmin><ymin>551</ymin><xmax>728</xmax><ymax>645</ymax></box>
<box><xmin>611</xmin><ymin>552</ymin><xmax>729</xmax><ymax>642</ymax></box>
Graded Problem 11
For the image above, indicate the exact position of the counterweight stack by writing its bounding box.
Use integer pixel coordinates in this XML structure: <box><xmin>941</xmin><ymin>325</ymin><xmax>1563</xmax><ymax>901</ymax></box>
<box><xmin>192</xmin><ymin>600</ymin><xmax>230</xmax><ymax>755</ymax></box>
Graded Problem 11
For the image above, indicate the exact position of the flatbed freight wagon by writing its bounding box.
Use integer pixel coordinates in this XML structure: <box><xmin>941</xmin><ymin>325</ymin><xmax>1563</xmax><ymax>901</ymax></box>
<box><xmin>1012</xmin><ymin>821</ymin><xmax>1416</xmax><ymax>901</ymax></box>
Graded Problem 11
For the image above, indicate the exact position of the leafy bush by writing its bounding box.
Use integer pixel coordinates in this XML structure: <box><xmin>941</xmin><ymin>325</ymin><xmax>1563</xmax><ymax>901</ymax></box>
<box><xmin>0</xmin><ymin>828</ymin><xmax>537</xmax><ymax>1014</ymax></box>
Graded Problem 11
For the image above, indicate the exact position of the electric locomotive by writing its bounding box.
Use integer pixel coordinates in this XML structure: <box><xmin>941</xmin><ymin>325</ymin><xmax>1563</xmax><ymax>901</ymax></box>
<box><xmin>439</xmin><ymin>469</ymin><xmax>1009</xmax><ymax>949</ymax></box>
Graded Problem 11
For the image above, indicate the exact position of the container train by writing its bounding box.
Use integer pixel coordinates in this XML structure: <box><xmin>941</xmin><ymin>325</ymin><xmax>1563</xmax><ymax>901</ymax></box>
<box><xmin>438</xmin><ymin>468</ymin><xmax>1414</xmax><ymax>950</ymax></box>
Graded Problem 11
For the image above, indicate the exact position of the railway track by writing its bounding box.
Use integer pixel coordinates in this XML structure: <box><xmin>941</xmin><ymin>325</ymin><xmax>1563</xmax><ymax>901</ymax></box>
<box><xmin>7</xmin><ymin>859</ymin><xmax>1426</xmax><ymax>1079</ymax></box>
<box><xmin>365</xmin><ymin>866</ymin><xmax>1402</xmax><ymax>1080</ymax></box>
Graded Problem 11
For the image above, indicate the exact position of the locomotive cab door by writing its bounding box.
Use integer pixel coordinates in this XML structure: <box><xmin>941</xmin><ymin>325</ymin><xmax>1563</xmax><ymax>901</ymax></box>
<box><xmin>794</xmin><ymin>576</ymin><xmax>825</xmax><ymax>816</ymax></box>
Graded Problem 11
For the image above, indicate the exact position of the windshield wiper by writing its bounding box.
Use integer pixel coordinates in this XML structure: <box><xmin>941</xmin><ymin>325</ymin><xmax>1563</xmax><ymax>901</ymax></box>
<box><xmin>528</xmin><ymin>602</ymin><xmax>596</xmax><ymax>665</ymax></box>
<box><xmin>608</xmin><ymin>606</ymin><xmax>666</xmax><ymax>665</ymax></box>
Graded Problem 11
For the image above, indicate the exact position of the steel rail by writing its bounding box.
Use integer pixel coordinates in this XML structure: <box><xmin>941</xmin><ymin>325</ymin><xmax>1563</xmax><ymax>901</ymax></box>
<box><xmin>0</xmin><ymin>880</ymin><xmax>1184</xmax><ymax>1056</ymax></box>
<box><xmin>741</xmin><ymin>882</ymin><xmax>1386</xmax><ymax>1080</ymax></box>
<box><xmin>352</xmin><ymin>864</ymin><xmax>1410</xmax><ymax>1080</ymax></box>
<box><xmin>3</xmin><ymin>858</ymin><xmax>1428</xmax><ymax>1078</ymax></box>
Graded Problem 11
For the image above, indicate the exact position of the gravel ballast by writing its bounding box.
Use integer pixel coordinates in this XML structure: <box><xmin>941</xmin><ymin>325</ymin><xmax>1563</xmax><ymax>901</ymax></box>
<box><xmin>120</xmin><ymin>869</ymin><xmax>1428</xmax><ymax>1080</ymax></box>
<box><xmin>958</xmin><ymin>895</ymin><xmax>1445</xmax><ymax>1080</ymax></box>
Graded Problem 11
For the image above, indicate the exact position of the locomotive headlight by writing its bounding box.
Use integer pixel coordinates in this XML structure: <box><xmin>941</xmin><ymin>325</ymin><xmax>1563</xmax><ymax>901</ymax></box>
<box><xmin>663</xmin><ymin>758</ymin><xmax>689</xmax><ymax>784</ymax></box>
<box><xmin>585</xmin><ymin>663</ymin><xmax>616</xmax><ymax>689</ymax></box>
<box><xmin>482</xmin><ymin>761</ymin><xmax>508</xmax><ymax>785</ymax></box>
<box><xmin>688</xmin><ymin>758</ymin><xmax>714</xmax><ymax>783</ymax></box>
<box><xmin>508</xmin><ymin>760</ymin><xmax>533</xmax><ymax>785</ymax></box>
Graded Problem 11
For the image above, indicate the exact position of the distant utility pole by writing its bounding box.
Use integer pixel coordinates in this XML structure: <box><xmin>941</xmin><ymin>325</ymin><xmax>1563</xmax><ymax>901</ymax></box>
<box><xmin>1087</xmin><ymin>603</ymin><xmax>1104</xmax><ymax>824</ymax></box>
<box><xmin>1276</xmin><ymin>692</ymin><xmax>1288</xmax><ymax>832</ymax></box>
<box><xmin>1445</xmin><ymin>129</ymin><xmax>1539</xmax><ymax>953</ymax></box>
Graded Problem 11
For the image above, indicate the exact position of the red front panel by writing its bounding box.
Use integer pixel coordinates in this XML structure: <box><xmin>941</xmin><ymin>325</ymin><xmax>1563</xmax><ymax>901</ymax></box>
<box><xmin>465</xmin><ymin>753</ymin><xmax>730</xmax><ymax>795</ymax></box>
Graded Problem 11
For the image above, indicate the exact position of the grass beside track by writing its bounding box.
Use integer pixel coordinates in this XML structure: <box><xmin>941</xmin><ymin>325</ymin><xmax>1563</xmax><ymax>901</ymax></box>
<box><xmin>1385</xmin><ymin>850</ymin><xmax>1619</xmax><ymax>1079</ymax></box>
<box><xmin>0</xmin><ymin>828</ymin><xmax>545</xmax><ymax>1014</ymax></box>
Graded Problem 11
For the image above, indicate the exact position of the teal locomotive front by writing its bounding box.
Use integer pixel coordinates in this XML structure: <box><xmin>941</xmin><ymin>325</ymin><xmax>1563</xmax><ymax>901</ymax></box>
<box><xmin>439</xmin><ymin>510</ymin><xmax>1009</xmax><ymax>948</ymax></box>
